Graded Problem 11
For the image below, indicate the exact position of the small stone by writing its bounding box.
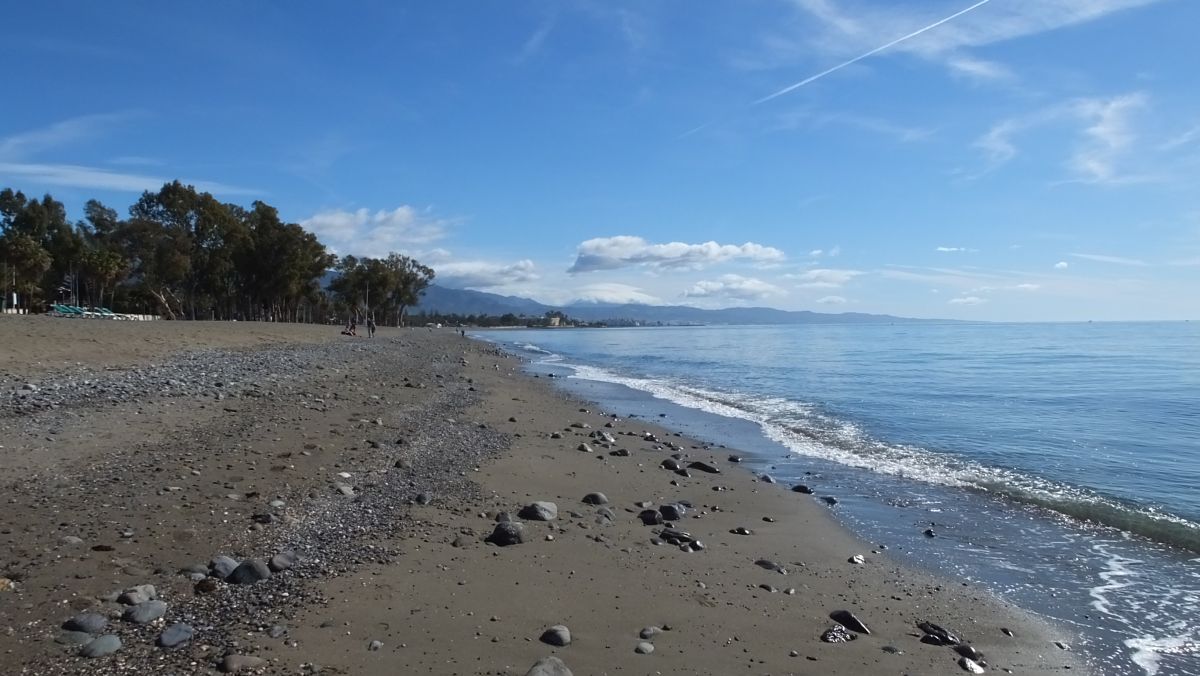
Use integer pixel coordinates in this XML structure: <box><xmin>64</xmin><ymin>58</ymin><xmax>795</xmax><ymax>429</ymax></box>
<box><xmin>123</xmin><ymin>599</ymin><xmax>167</xmax><ymax>624</ymax></box>
<box><xmin>210</xmin><ymin>555</ymin><xmax>239</xmax><ymax>579</ymax></box>
<box><xmin>117</xmin><ymin>584</ymin><xmax>157</xmax><ymax>605</ymax></box>
<box><xmin>848</xmin><ymin>554</ymin><xmax>865</xmax><ymax>565</ymax></box>
<box><xmin>581</xmin><ymin>492</ymin><xmax>608</xmax><ymax>505</ymax></box>
<box><xmin>577</xmin><ymin>443</ymin><xmax>593</xmax><ymax>453</ymax></box>
<box><xmin>524</xmin><ymin>655</ymin><xmax>573</xmax><ymax>676</ymax></box>
<box><xmin>269</xmin><ymin>625</ymin><xmax>288</xmax><ymax>638</ymax></box>
<box><xmin>158</xmin><ymin>623</ymin><xmax>194</xmax><ymax>648</ymax></box>
<box><xmin>368</xmin><ymin>639</ymin><xmax>384</xmax><ymax>651</ymax></box>
<box><xmin>635</xmin><ymin>641</ymin><xmax>654</xmax><ymax>654</ymax></box>
<box><xmin>227</xmin><ymin>559</ymin><xmax>272</xmax><ymax>585</ymax></box>
<box><xmin>519</xmin><ymin>502</ymin><xmax>559</xmax><ymax>521</ymax></box>
<box><xmin>820</xmin><ymin>625</ymin><xmax>857</xmax><ymax>643</ymax></box>
<box><xmin>687</xmin><ymin>461</ymin><xmax>720</xmax><ymax>474</ymax></box>
<box><xmin>269</xmin><ymin>551</ymin><xmax>299</xmax><ymax>572</ymax></box>
<box><xmin>639</xmin><ymin>626</ymin><xmax>660</xmax><ymax>639</ymax></box>
<box><xmin>194</xmin><ymin>578</ymin><xmax>220</xmax><ymax>594</ymax></box>
<box><xmin>221</xmin><ymin>654</ymin><xmax>267</xmax><ymax>673</ymax></box>
<box><xmin>759</xmin><ymin>474</ymin><xmax>776</xmax><ymax>483</ymax></box>
<box><xmin>821</xmin><ymin>496</ymin><xmax>839</xmax><ymax>506</ymax></box>
<box><xmin>829</xmin><ymin>610</ymin><xmax>870</xmax><ymax>635</ymax></box>
<box><xmin>959</xmin><ymin>657</ymin><xmax>986</xmax><ymax>674</ymax></box>
<box><xmin>791</xmin><ymin>484</ymin><xmax>814</xmax><ymax>494</ymax></box>
<box><xmin>1055</xmin><ymin>641</ymin><xmax>1070</xmax><ymax>650</ymax></box>
<box><xmin>63</xmin><ymin>612</ymin><xmax>107</xmax><ymax>634</ymax></box>
<box><xmin>79</xmin><ymin>634</ymin><xmax>121</xmax><ymax>657</ymax></box>
<box><xmin>540</xmin><ymin>625</ymin><xmax>571</xmax><ymax>646</ymax></box>
<box><xmin>486</xmin><ymin>521</ymin><xmax>526</xmax><ymax>546</ymax></box>
<box><xmin>659</xmin><ymin>503</ymin><xmax>686</xmax><ymax>521</ymax></box>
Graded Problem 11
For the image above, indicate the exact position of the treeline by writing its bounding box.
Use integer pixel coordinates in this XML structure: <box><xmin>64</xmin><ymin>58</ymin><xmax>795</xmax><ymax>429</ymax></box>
<box><xmin>0</xmin><ymin>181</ymin><xmax>433</xmax><ymax>323</ymax></box>
<box><xmin>409</xmin><ymin>310</ymin><xmax>606</xmax><ymax>328</ymax></box>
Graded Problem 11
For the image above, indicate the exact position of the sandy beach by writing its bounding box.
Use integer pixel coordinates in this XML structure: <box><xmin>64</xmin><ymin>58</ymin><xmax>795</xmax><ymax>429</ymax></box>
<box><xmin>0</xmin><ymin>316</ymin><xmax>1084</xmax><ymax>675</ymax></box>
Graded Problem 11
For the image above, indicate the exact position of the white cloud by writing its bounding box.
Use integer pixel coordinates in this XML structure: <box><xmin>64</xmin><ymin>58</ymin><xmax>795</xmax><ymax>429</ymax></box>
<box><xmin>1069</xmin><ymin>252</ymin><xmax>1148</xmax><ymax>266</ymax></box>
<box><xmin>973</xmin><ymin>93</ymin><xmax>1153</xmax><ymax>183</ymax></box>
<box><xmin>301</xmin><ymin>206</ymin><xmax>449</xmax><ymax>258</ymax></box>
<box><xmin>816</xmin><ymin>295</ymin><xmax>847</xmax><ymax>304</ymax></box>
<box><xmin>683</xmin><ymin>274</ymin><xmax>783</xmax><ymax>300</ymax></box>
<box><xmin>935</xmin><ymin>246</ymin><xmax>975</xmax><ymax>252</ymax></box>
<box><xmin>0</xmin><ymin>112</ymin><xmax>139</xmax><ymax>160</ymax></box>
<box><xmin>809</xmin><ymin>249</ymin><xmax>824</xmax><ymax>257</ymax></box>
<box><xmin>0</xmin><ymin>162</ymin><xmax>257</xmax><ymax>196</ymax></box>
<box><xmin>1054</xmin><ymin>261</ymin><xmax>1069</xmax><ymax>269</ymax></box>
<box><xmin>435</xmin><ymin>259</ymin><xmax>538</xmax><ymax>290</ymax></box>
<box><xmin>1014</xmin><ymin>283</ymin><xmax>1041</xmax><ymax>291</ymax></box>
<box><xmin>949</xmin><ymin>296</ymin><xmax>986</xmax><ymax>305</ymax></box>
<box><xmin>789</xmin><ymin>268</ymin><xmax>863</xmax><ymax>288</ymax></box>
<box><xmin>568</xmin><ymin>235</ymin><xmax>785</xmax><ymax>273</ymax></box>
<box><xmin>572</xmin><ymin>283</ymin><xmax>660</xmax><ymax>305</ymax></box>
<box><xmin>788</xmin><ymin>0</ymin><xmax>1163</xmax><ymax>79</ymax></box>
<box><xmin>828</xmin><ymin>245</ymin><xmax>841</xmax><ymax>257</ymax></box>
<box><xmin>946</xmin><ymin>55</ymin><xmax>1014</xmax><ymax>82</ymax></box>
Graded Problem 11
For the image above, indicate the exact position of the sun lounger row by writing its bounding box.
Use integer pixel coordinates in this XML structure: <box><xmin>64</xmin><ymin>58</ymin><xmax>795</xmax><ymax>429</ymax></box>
<box><xmin>50</xmin><ymin>305</ymin><xmax>132</xmax><ymax>319</ymax></box>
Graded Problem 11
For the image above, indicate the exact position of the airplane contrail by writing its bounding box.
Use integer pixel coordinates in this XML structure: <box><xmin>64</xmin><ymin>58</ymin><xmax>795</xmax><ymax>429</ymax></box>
<box><xmin>753</xmin><ymin>0</ymin><xmax>993</xmax><ymax>106</ymax></box>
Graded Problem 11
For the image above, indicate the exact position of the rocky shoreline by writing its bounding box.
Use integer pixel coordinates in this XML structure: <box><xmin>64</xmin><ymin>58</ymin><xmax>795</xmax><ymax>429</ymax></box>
<box><xmin>0</xmin><ymin>320</ymin><xmax>1086</xmax><ymax>675</ymax></box>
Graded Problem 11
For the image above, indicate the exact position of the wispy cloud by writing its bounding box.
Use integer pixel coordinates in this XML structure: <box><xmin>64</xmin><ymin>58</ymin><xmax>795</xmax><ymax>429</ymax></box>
<box><xmin>573</xmin><ymin>282</ymin><xmax>660</xmax><ymax>305</ymax></box>
<box><xmin>0</xmin><ymin>112</ymin><xmax>141</xmax><ymax>160</ymax></box>
<box><xmin>568</xmin><ymin>235</ymin><xmax>785</xmax><ymax>273</ymax></box>
<box><xmin>300</xmin><ymin>206</ymin><xmax>451</xmax><ymax>257</ymax></box>
<box><xmin>816</xmin><ymin>295</ymin><xmax>847</xmax><ymax>304</ymax></box>
<box><xmin>515</xmin><ymin>14</ymin><xmax>556</xmax><ymax>63</ymax></box>
<box><xmin>683</xmin><ymin>274</ymin><xmax>783</xmax><ymax>300</ymax></box>
<box><xmin>0</xmin><ymin>162</ymin><xmax>257</xmax><ymax>196</ymax></box>
<box><xmin>755</xmin><ymin>0</ymin><xmax>995</xmax><ymax>105</ymax></box>
<box><xmin>787</xmin><ymin>268</ymin><xmax>863</xmax><ymax>288</ymax></box>
<box><xmin>1054</xmin><ymin>261</ymin><xmax>1069</xmax><ymax>269</ymax></box>
<box><xmin>949</xmin><ymin>295</ymin><xmax>986</xmax><ymax>305</ymax></box>
<box><xmin>935</xmin><ymin>246</ymin><xmax>976</xmax><ymax>252</ymax></box>
<box><xmin>773</xmin><ymin>108</ymin><xmax>933</xmax><ymax>142</ymax></box>
<box><xmin>1069</xmin><ymin>252</ymin><xmax>1149</xmax><ymax>266</ymax></box>
<box><xmin>973</xmin><ymin>93</ymin><xmax>1155</xmax><ymax>184</ymax></box>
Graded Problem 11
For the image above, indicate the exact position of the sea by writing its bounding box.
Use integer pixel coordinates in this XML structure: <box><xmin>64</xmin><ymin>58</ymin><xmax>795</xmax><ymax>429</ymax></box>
<box><xmin>475</xmin><ymin>322</ymin><xmax>1200</xmax><ymax>676</ymax></box>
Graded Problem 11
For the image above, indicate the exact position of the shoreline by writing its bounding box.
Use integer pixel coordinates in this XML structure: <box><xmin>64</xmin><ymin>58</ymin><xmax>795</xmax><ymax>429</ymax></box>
<box><xmin>0</xmin><ymin>317</ymin><xmax>1084</xmax><ymax>674</ymax></box>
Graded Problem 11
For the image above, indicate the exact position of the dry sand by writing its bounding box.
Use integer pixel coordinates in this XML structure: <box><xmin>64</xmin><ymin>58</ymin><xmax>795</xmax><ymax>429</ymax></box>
<box><xmin>0</xmin><ymin>316</ymin><xmax>1086</xmax><ymax>675</ymax></box>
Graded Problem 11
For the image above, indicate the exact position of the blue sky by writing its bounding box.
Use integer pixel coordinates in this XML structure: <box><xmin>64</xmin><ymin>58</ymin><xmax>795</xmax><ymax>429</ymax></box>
<box><xmin>2</xmin><ymin>0</ymin><xmax>1198</xmax><ymax>320</ymax></box>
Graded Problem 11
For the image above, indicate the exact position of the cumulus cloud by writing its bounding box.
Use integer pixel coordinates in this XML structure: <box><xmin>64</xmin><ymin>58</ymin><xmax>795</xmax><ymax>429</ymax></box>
<box><xmin>816</xmin><ymin>295</ymin><xmax>847</xmax><ymax>304</ymax></box>
<box><xmin>568</xmin><ymin>235</ymin><xmax>785</xmax><ymax>273</ymax></box>
<box><xmin>788</xmin><ymin>268</ymin><xmax>863</xmax><ymax>288</ymax></box>
<box><xmin>949</xmin><ymin>296</ymin><xmax>986</xmax><ymax>305</ymax></box>
<box><xmin>435</xmin><ymin>259</ymin><xmax>538</xmax><ymax>290</ymax></box>
<box><xmin>683</xmin><ymin>274</ymin><xmax>783</xmax><ymax>300</ymax></box>
<box><xmin>572</xmin><ymin>283</ymin><xmax>661</xmax><ymax>305</ymax></box>
<box><xmin>301</xmin><ymin>206</ymin><xmax>449</xmax><ymax>257</ymax></box>
<box><xmin>1054</xmin><ymin>261</ymin><xmax>1069</xmax><ymax>269</ymax></box>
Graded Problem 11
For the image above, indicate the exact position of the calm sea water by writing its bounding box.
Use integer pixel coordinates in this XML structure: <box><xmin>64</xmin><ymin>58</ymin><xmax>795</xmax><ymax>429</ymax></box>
<box><xmin>477</xmin><ymin>323</ymin><xmax>1200</xmax><ymax>676</ymax></box>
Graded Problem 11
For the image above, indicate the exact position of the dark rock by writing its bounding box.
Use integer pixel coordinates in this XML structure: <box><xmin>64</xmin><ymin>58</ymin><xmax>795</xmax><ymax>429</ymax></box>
<box><xmin>660</xmin><ymin>458</ymin><xmax>683</xmax><ymax>471</ymax></box>
<box><xmin>486</xmin><ymin>521</ymin><xmax>526</xmax><ymax>546</ymax></box>
<box><xmin>194</xmin><ymin>578</ymin><xmax>220</xmax><ymax>594</ymax></box>
<box><xmin>524</xmin><ymin>656</ymin><xmax>573</xmax><ymax>676</ymax></box>
<box><xmin>820</xmin><ymin>496</ymin><xmax>839</xmax><ymax>506</ymax></box>
<box><xmin>123</xmin><ymin>600</ymin><xmax>167</xmax><ymax>624</ymax></box>
<box><xmin>727</xmin><ymin>455</ymin><xmax>743</xmax><ymax>463</ymax></box>
<box><xmin>829</xmin><ymin>610</ymin><xmax>870</xmax><ymax>635</ymax></box>
<box><xmin>63</xmin><ymin>612</ymin><xmax>107</xmax><ymax>634</ymax></box>
<box><xmin>791</xmin><ymin>484</ymin><xmax>814</xmax><ymax>494</ymax></box>
<box><xmin>639</xmin><ymin>626</ymin><xmax>661</xmax><ymax>639</ymax></box>
<box><xmin>924</xmin><ymin>528</ymin><xmax>936</xmax><ymax>537</ymax></box>
<box><xmin>581</xmin><ymin>492</ymin><xmax>608</xmax><ymax>505</ymax></box>
<box><xmin>79</xmin><ymin>634</ymin><xmax>122</xmax><ymax>657</ymax></box>
<box><xmin>917</xmin><ymin>621</ymin><xmax>961</xmax><ymax>646</ymax></box>
<box><xmin>608</xmin><ymin>449</ymin><xmax>630</xmax><ymax>457</ymax></box>
<box><xmin>659</xmin><ymin>503</ymin><xmax>686</xmax><ymax>521</ymax></box>
<box><xmin>158</xmin><ymin>623</ymin><xmax>194</xmax><ymax>648</ymax></box>
<box><xmin>639</xmin><ymin>509</ymin><xmax>664</xmax><ymax>526</ymax></box>
<box><xmin>415</xmin><ymin>492</ymin><xmax>433</xmax><ymax>505</ymax></box>
<box><xmin>227</xmin><ymin>559</ymin><xmax>272</xmax><ymax>585</ymax></box>
<box><xmin>754</xmin><ymin>559</ymin><xmax>785</xmax><ymax>573</ymax></box>
<box><xmin>519</xmin><ymin>502</ymin><xmax>559</xmax><ymax>521</ymax></box>
<box><xmin>539</xmin><ymin>625</ymin><xmax>571</xmax><ymax>646</ymax></box>
<box><xmin>820</xmin><ymin>625</ymin><xmax>857</xmax><ymax>643</ymax></box>
<box><xmin>730</xmin><ymin>527</ymin><xmax>752</xmax><ymax>535</ymax></box>
<box><xmin>687</xmin><ymin>461</ymin><xmax>720</xmax><ymax>474</ymax></box>
<box><xmin>955</xmin><ymin>645</ymin><xmax>984</xmax><ymax>660</ymax></box>
<box><xmin>759</xmin><ymin>474</ymin><xmax>776</xmax><ymax>483</ymax></box>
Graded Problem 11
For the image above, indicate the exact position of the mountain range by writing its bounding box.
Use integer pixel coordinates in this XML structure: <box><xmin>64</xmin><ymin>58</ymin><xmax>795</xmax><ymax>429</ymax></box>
<box><xmin>413</xmin><ymin>284</ymin><xmax>924</xmax><ymax>324</ymax></box>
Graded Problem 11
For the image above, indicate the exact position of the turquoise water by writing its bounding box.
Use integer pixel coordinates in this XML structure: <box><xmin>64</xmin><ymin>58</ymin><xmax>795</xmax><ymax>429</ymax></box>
<box><xmin>478</xmin><ymin>323</ymin><xmax>1200</xmax><ymax>675</ymax></box>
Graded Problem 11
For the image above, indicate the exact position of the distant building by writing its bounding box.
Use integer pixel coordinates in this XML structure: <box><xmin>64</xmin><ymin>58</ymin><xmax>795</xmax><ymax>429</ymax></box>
<box><xmin>548</xmin><ymin>316</ymin><xmax>561</xmax><ymax>327</ymax></box>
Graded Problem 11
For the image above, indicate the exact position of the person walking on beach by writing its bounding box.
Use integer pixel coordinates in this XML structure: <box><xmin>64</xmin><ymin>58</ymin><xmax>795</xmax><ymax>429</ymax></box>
<box><xmin>367</xmin><ymin>316</ymin><xmax>376</xmax><ymax>338</ymax></box>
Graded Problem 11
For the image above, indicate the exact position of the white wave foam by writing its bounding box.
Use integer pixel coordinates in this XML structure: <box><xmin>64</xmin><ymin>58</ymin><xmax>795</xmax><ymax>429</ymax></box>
<box><xmin>1088</xmin><ymin>543</ymin><xmax>1142</xmax><ymax>616</ymax></box>
<box><xmin>1126</xmin><ymin>636</ymin><xmax>1200</xmax><ymax>676</ymax></box>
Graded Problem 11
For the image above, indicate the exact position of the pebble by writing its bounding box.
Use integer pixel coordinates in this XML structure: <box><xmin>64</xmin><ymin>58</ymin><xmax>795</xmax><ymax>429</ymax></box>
<box><xmin>581</xmin><ymin>492</ymin><xmax>608</xmax><ymax>505</ymax></box>
<box><xmin>635</xmin><ymin>641</ymin><xmax>654</xmax><ymax>654</ymax></box>
<box><xmin>368</xmin><ymin>639</ymin><xmax>384</xmax><ymax>651</ymax></box>
<box><xmin>117</xmin><ymin>583</ymin><xmax>157</xmax><ymax>605</ymax></box>
<box><xmin>759</xmin><ymin>474</ymin><xmax>776</xmax><ymax>483</ymax></box>
<box><xmin>269</xmin><ymin>551</ymin><xmax>299</xmax><ymax>572</ymax></box>
<box><xmin>829</xmin><ymin>610</ymin><xmax>870</xmax><ymax>635</ymax></box>
<box><xmin>158</xmin><ymin>623</ymin><xmax>194</xmax><ymax>648</ymax></box>
<box><xmin>540</xmin><ymin>625</ymin><xmax>571</xmax><ymax>646</ymax></box>
<box><xmin>210</xmin><ymin>555</ymin><xmax>239</xmax><ymax>579</ymax></box>
<box><xmin>123</xmin><ymin>600</ymin><xmax>168</xmax><ymax>624</ymax></box>
<box><xmin>524</xmin><ymin>655</ymin><xmax>573</xmax><ymax>676</ymax></box>
<box><xmin>63</xmin><ymin>612</ymin><xmax>107</xmax><ymax>634</ymax></box>
<box><xmin>79</xmin><ymin>634</ymin><xmax>122</xmax><ymax>657</ymax></box>
<box><xmin>486</xmin><ymin>521</ymin><xmax>526</xmax><ymax>546</ymax></box>
<box><xmin>820</xmin><ymin>625</ymin><xmax>857</xmax><ymax>643</ymax></box>
<box><xmin>227</xmin><ymin>559</ymin><xmax>272</xmax><ymax>585</ymax></box>
<box><xmin>519</xmin><ymin>501</ymin><xmax>559</xmax><ymax>521</ymax></box>
<box><xmin>959</xmin><ymin>657</ymin><xmax>986</xmax><ymax>673</ymax></box>
<box><xmin>639</xmin><ymin>626</ymin><xmax>660</xmax><ymax>639</ymax></box>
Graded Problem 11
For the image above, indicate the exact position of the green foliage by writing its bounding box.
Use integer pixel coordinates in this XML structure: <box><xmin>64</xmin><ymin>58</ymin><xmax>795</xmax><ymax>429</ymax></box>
<box><xmin>0</xmin><ymin>181</ymin><xmax>429</xmax><ymax>322</ymax></box>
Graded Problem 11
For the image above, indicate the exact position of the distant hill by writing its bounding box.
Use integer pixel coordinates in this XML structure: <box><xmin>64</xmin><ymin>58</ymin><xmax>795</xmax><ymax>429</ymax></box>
<box><xmin>413</xmin><ymin>284</ymin><xmax>922</xmax><ymax>324</ymax></box>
